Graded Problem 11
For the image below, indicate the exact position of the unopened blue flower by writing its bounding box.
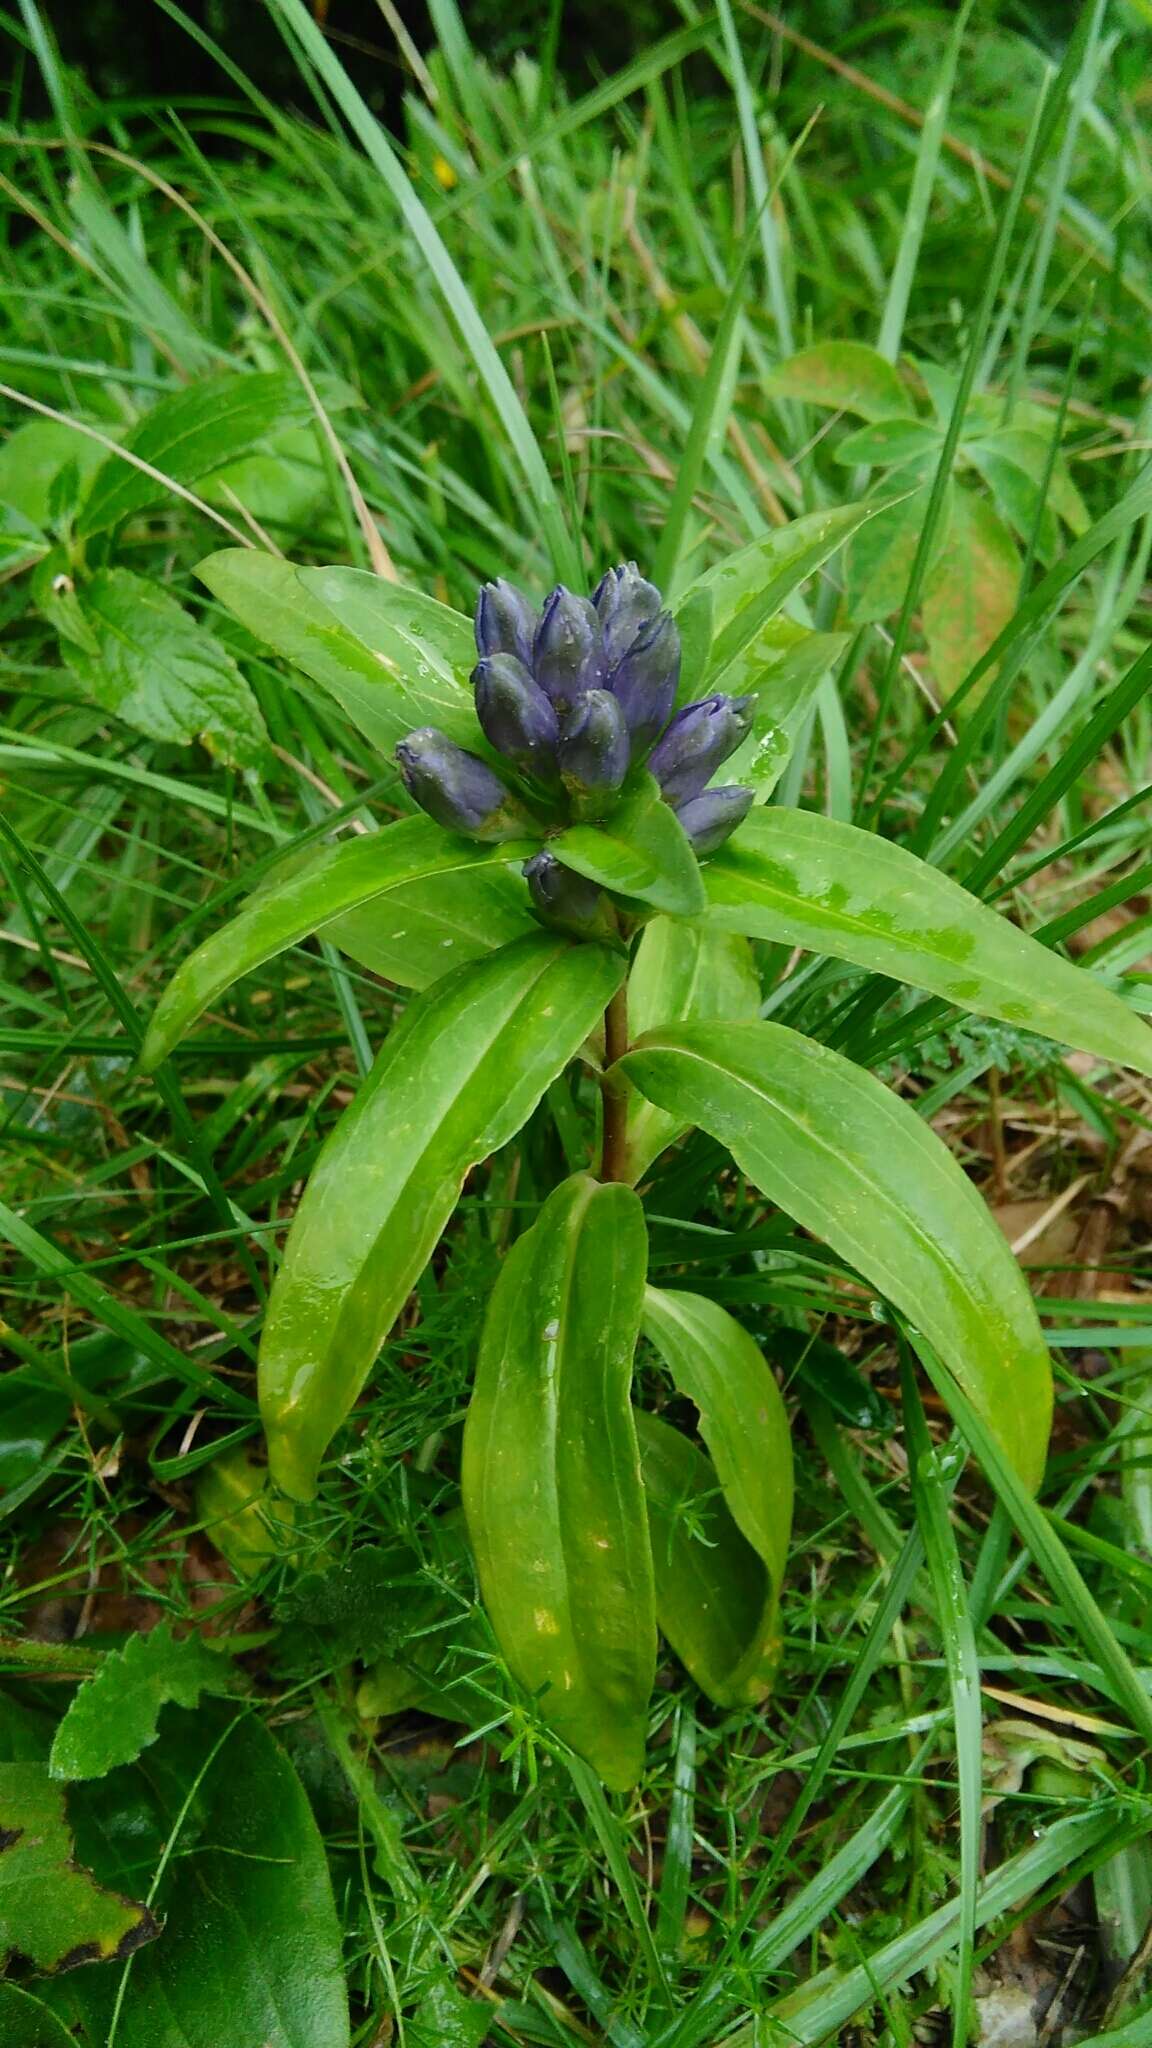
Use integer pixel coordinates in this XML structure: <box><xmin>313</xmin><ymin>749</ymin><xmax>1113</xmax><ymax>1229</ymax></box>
<box><xmin>396</xmin><ymin>729</ymin><xmax>534</xmax><ymax>841</ymax></box>
<box><xmin>675</xmin><ymin>784</ymin><xmax>754</xmax><ymax>855</ymax></box>
<box><xmin>647</xmin><ymin>693</ymin><xmax>755</xmax><ymax>807</ymax></box>
<box><xmin>473</xmin><ymin>654</ymin><xmax>559</xmax><ymax>780</ymax></box>
<box><xmin>558</xmin><ymin>688</ymin><xmax>630</xmax><ymax>798</ymax></box>
<box><xmin>607</xmin><ymin>611</ymin><xmax>680</xmax><ymax>753</ymax></box>
<box><xmin>533</xmin><ymin>587</ymin><xmax>604</xmax><ymax>709</ymax></box>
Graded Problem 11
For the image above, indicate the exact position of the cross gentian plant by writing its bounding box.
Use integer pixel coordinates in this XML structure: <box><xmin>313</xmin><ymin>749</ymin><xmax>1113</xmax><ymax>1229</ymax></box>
<box><xmin>144</xmin><ymin>525</ymin><xmax>1152</xmax><ymax>1789</ymax></box>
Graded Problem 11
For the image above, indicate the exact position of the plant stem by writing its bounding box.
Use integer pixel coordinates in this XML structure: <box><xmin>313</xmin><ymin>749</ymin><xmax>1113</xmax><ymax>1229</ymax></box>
<box><xmin>599</xmin><ymin>981</ymin><xmax>630</xmax><ymax>1183</ymax></box>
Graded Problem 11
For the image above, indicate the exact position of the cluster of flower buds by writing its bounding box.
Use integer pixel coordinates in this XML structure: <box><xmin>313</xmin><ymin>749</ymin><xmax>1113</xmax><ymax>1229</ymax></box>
<box><xmin>395</xmin><ymin>564</ymin><xmax>756</xmax><ymax>929</ymax></box>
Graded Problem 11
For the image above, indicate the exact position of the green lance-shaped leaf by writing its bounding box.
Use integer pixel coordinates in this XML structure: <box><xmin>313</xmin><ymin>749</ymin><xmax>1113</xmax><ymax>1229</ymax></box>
<box><xmin>261</xmin><ymin>934</ymin><xmax>625</xmax><ymax>1500</ymax></box>
<box><xmin>640</xmin><ymin>1286</ymin><xmax>793</xmax><ymax>1703</ymax></box>
<box><xmin>462</xmin><ymin>1173</ymin><xmax>655</xmax><ymax>1790</ymax></box>
<box><xmin>0</xmin><ymin>1763</ymin><xmax>157</xmax><ymax>1972</ymax></box>
<box><xmin>326</xmin><ymin>863</ymin><xmax>537</xmax><ymax>990</ymax></box>
<box><xmin>140</xmin><ymin>815</ymin><xmax>535</xmax><ymax>1069</ymax></box>
<box><xmin>551</xmin><ymin>774</ymin><xmax>706</xmax><ymax>917</ymax></box>
<box><xmin>674</xmin><ymin>501</ymin><xmax>879</xmax><ymax>701</ymax></box>
<box><xmin>624</xmin><ymin>915</ymin><xmax>760</xmax><ymax>1180</ymax></box>
<box><xmin>705</xmin><ymin>807</ymin><xmax>1152</xmax><ymax>1079</ymax></box>
<box><xmin>197</xmin><ymin>549</ymin><xmax>481</xmax><ymax>753</ymax></box>
<box><xmin>618</xmin><ymin>1021</ymin><xmax>1052</xmax><ymax>1491</ymax></box>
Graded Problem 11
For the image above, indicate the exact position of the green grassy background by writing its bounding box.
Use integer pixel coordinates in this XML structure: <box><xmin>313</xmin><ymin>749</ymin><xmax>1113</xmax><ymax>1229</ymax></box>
<box><xmin>2</xmin><ymin>1</ymin><xmax>1152</xmax><ymax>2042</ymax></box>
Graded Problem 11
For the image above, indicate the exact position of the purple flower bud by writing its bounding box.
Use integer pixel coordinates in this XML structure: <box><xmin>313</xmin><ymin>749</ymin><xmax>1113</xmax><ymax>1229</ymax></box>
<box><xmin>523</xmin><ymin>851</ymin><xmax>613</xmax><ymax>937</ymax></box>
<box><xmin>558</xmin><ymin>688</ymin><xmax>630</xmax><ymax>796</ymax></box>
<box><xmin>475</xmin><ymin>578</ymin><xmax>536</xmax><ymax>665</ymax></box>
<box><xmin>675</xmin><ymin>785</ymin><xmax>755</xmax><ymax>856</ymax></box>
<box><xmin>533</xmin><ymin>587</ymin><xmax>604</xmax><ymax>708</ymax></box>
<box><xmin>646</xmin><ymin>693</ymin><xmax>755</xmax><ymax>807</ymax></box>
<box><xmin>593</xmin><ymin>560</ymin><xmax>662</xmax><ymax>666</ymax></box>
<box><xmin>395</xmin><ymin>728</ymin><xmax>533</xmax><ymax>842</ymax></box>
<box><xmin>473</xmin><ymin>654</ymin><xmax>559</xmax><ymax>779</ymax></box>
<box><xmin>607</xmin><ymin>611</ymin><xmax>680</xmax><ymax>754</ymax></box>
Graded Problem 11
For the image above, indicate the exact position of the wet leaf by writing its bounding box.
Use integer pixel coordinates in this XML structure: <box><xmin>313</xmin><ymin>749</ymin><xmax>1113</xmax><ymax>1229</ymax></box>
<box><xmin>462</xmin><ymin>1174</ymin><xmax>655</xmax><ymax>1789</ymax></box>
<box><xmin>620</xmin><ymin>1021</ymin><xmax>1052</xmax><ymax>1490</ymax></box>
<box><xmin>0</xmin><ymin>1763</ymin><xmax>156</xmax><ymax>1973</ymax></box>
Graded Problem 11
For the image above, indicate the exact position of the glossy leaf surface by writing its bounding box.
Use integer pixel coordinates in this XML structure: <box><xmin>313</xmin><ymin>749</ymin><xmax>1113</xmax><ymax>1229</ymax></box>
<box><xmin>57</xmin><ymin>1706</ymin><xmax>349</xmax><ymax>2048</ymax></box>
<box><xmin>641</xmin><ymin>1285</ymin><xmax>792</xmax><ymax>1702</ymax></box>
<box><xmin>551</xmin><ymin>774</ymin><xmax>705</xmax><ymax>916</ymax></box>
<box><xmin>261</xmin><ymin>935</ymin><xmax>625</xmax><ymax>1498</ymax></box>
<box><xmin>141</xmin><ymin>815</ymin><xmax>533</xmax><ymax>1068</ymax></box>
<box><xmin>675</xmin><ymin>503</ymin><xmax>875</xmax><ymax>699</ymax></box>
<box><xmin>0</xmin><ymin>1763</ymin><xmax>156</xmax><ymax>1972</ymax></box>
<box><xmin>704</xmin><ymin>807</ymin><xmax>1152</xmax><ymax>1078</ymax></box>
<box><xmin>197</xmin><ymin>549</ymin><xmax>480</xmax><ymax>752</ymax></box>
<box><xmin>625</xmin><ymin>915</ymin><xmax>760</xmax><ymax>1179</ymax></box>
<box><xmin>326</xmin><ymin>863</ymin><xmax>536</xmax><ymax>988</ymax></box>
<box><xmin>619</xmin><ymin>1021</ymin><xmax>1052</xmax><ymax>1489</ymax></box>
<box><xmin>462</xmin><ymin>1174</ymin><xmax>655</xmax><ymax>1789</ymax></box>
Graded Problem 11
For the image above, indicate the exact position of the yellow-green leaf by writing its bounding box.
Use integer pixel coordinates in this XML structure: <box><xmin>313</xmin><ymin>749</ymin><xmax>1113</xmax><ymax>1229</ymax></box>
<box><xmin>462</xmin><ymin>1174</ymin><xmax>655</xmax><ymax>1789</ymax></box>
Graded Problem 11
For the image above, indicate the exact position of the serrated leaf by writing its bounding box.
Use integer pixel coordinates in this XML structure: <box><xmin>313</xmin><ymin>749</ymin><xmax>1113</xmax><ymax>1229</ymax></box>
<box><xmin>140</xmin><ymin>815</ymin><xmax>533</xmax><ymax>1069</ymax></box>
<box><xmin>0</xmin><ymin>1763</ymin><xmax>156</xmax><ymax>1971</ymax></box>
<box><xmin>764</xmin><ymin>341</ymin><xmax>910</xmax><ymax>421</ymax></box>
<box><xmin>624</xmin><ymin>915</ymin><xmax>760</xmax><ymax>1180</ymax></box>
<box><xmin>78</xmin><ymin>371</ymin><xmax>353</xmax><ymax>535</ymax></box>
<box><xmin>260</xmin><ymin>933</ymin><xmax>626</xmax><ymax>1499</ymax></box>
<box><xmin>704</xmin><ymin>806</ymin><xmax>1152</xmax><ymax>1077</ymax></box>
<box><xmin>462</xmin><ymin>1173</ymin><xmax>655</xmax><ymax>1790</ymax></box>
<box><xmin>197</xmin><ymin>548</ymin><xmax>480</xmax><ymax>753</ymax></box>
<box><xmin>922</xmin><ymin>484</ymin><xmax>1021</xmax><ymax>698</ymax></box>
<box><xmin>551</xmin><ymin>775</ymin><xmax>705</xmax><ymax>916</ymax></box>
<box><xmin>275</xmin><ymin>1545</ymin><xmax>427</xmax><ymax>1667</ymax></box>
<box><xmin>619</xmin><ymin>1020</ymin><xmax>1053</xmax><ymax>1490</ymax></box>
<box><xmin>49</xmin><ymin>1626</ymin><xmax>234</xmax><ymax>1782</ymax></box>
<box><xmin>641</xmin><ymin>1286</ymin><xmax>792</xmax><ymax>1703</ymax></box>
<box><xmin>64</xmin><ymin>569</ymin><xmax>267</xmax><ymax>768</ymax></box>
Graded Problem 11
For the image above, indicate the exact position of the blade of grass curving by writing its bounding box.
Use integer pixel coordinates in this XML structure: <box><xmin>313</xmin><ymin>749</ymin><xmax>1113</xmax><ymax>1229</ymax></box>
<box><xmin>875</xmin><ymin>459</ymin><xmax>1152</xmax><ymax>849</ymax></box>
<box><xmin>740</xmin><ymin>1802</ymin><xmax>1145</xmax><ymax>2047</ymax></box>
<box><xmin>875</xmin><ymin>0</ymin><xmax>974</xmax><ymax>364</ymax></box>
<box><xmin>960</xmin><ymin>639</ymin><xmax>1152</xmax><ymax>894</ymax></box>
<box><xmin>1002</xmin><ymin>0</ymin><xmax>1107</xmax><ymax>423</ymax></box>
<box><xmin>264</xmin><ymin>0</ymin><xmax>580</xmax><ymax>586</ymax></box>
<box><xmin>902</xmin><ymin>1357</ymin><xmax>981</xmax><ymax>2048</ymax></box>
<box><xmin>714</xmin><ymin>0</ymin><xmax>793</xmax><ymax>355</ymax></box>
<box><xmin>915</xmin><ymin>1336</ymin><xmax>1152</xmax><ymax>1744</ymax></box>
<box><xmin>0</xmin><ymin>1200</ymin><xmax>252</xmax><ymax>1411</ymax></box>
<box><xmin>858</xmin><ymin>75</ymin><xmax>1053</xmax><ymax>815</ymax></box>
<box><xmin>655</xmin><ymin>1703</ymin><xmax>696</xmax><ymax>1966</ymax></box>
<box><xmin>0</xmin><ymin>811</ymin><xmax>266</xmax><ymax>1300</ymax></box>
<box><xmin>563</xmin><ymin>1755</ymin><xmax>669</xmax><ymax>1995</ymax></box>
